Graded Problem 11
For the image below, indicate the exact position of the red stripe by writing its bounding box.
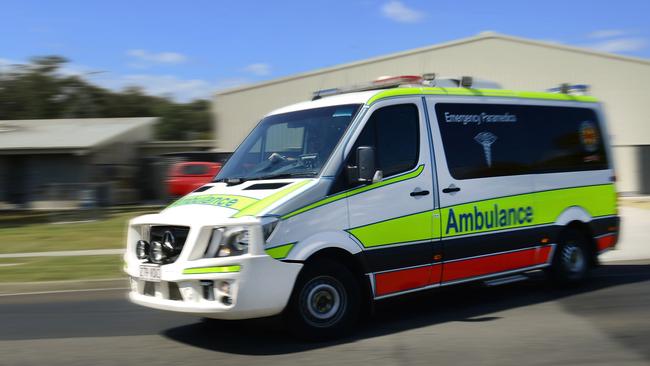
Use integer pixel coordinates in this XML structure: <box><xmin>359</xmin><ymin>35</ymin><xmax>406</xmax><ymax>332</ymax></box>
<box><xmin>535</xmin><ymin>245</ymin><xmax>553</xmax><ymax>264</ymax></box>
<box><xmin>375</xmin><ymin>265</ymin><xmax>433</xmax><ymax>296</ymax></box>
<box><xmin>597</xmin><ymin>234</ymin><xmax>617</xmax><ymax>252</ymax></box>
<box><xmin>441</xmin><ymin>247</ymin><xmax>551</xmax><ymax>283</ymax></box>
<box><xmin>429</xmin><ymin>262</ymin><xmax>442</xmax><ymax>284</ymax></box>
<box><xmin>373</xmin><ymin>246</ymin><xmax>554</xmax><ymax>297</ymax></box>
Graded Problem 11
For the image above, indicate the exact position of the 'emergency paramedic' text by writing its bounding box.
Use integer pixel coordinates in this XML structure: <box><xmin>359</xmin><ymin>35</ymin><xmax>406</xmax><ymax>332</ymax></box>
<box><xmin>444</xmin><ymin>112</ymin><xmax>517</xmax><ymax>125</ymax></box>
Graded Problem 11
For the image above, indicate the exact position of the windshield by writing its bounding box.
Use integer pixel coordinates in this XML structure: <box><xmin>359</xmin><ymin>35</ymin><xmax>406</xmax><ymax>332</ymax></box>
<box><xmin>215</xmin><ymin>104</ymin><xmax>361</xmax><ymax>182</ymax></box>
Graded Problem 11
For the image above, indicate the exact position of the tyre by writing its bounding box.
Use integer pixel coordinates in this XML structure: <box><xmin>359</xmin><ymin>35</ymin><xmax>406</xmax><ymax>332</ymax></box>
<box><xmin>548</xmin><ymin>228</ymin><xmax>592</xmax><ymax>285</ymax></box>
<box><xmin>285</xmin><ymin>258</ymin><xmax>360</xmax><ymax>340</ymax></box>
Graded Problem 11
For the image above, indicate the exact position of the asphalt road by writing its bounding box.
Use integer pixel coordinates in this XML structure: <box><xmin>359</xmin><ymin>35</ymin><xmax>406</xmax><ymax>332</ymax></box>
<box><xmin>0</xmin><ymin>261</ymin><xmax>649</xmax><ymax>366</ymax></box>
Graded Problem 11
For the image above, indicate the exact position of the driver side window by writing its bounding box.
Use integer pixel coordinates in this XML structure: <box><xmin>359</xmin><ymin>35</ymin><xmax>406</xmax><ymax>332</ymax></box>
<box><xmin>332</xmin><ymin>103</ymin><xmax>420</xmax><ymax>192</ymax></box>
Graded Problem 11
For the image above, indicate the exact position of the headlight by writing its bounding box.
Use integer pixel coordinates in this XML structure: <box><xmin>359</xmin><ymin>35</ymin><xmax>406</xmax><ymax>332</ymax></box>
<box><xmin>206</xmin><ymin>227</ymin><xmax>249</xmax><ymax>258</ymax></box>
<box><xmin>204</xmin><ymin>219</ymin><xmax>279</xmax><ymax>258</ymax></box>
<box><xmin>231</xmin><ymin>230</ymin><xmax>249</xmax><ymax>252</ymax></box>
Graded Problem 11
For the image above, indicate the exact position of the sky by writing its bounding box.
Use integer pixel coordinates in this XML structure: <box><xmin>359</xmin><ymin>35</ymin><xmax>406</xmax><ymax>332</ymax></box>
<box><xmin>1</xmin><ymin>0</ymin><xmax>648</xmax><ymax>102</ymax></box>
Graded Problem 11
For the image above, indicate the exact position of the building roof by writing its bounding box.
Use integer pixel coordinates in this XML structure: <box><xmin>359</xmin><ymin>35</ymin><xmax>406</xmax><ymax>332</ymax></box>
<box><xmin>0</xmin><ymin>117</ymin><xmax>156</xmax><ymax>153</ymax></box>
<box><xmin>216</xmin><ymin>31</ymin><xmax>650</xmax><ymax>96</ymax></box>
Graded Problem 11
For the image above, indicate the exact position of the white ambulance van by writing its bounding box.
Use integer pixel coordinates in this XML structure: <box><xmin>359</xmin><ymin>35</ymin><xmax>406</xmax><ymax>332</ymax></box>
<box><xmin>124</xmin><ymin>75</ymin><xmax>619</xmax><ymax>338</ymax></box>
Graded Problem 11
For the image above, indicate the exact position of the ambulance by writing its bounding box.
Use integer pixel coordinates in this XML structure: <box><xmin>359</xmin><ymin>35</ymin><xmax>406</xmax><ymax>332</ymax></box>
<box><xmin>124</xmin><ymin>75</ymin><xmax>619</xmax><ymax>339</ymax></box>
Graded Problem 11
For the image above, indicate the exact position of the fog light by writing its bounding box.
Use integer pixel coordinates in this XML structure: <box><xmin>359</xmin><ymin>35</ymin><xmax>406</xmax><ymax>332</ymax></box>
<box><xmin>218</xmin><ymin>281</ymin><xmax>231</xmax><ymax>294</ymax></box>
<box><xmin>221</xmin><ymin>296</ymin><xmax>232</xmax><ymax>305</ymax></box>
<box><xmin>136</xmin><ymin>240</ymin><xmax>150</xmax><ymax>260</ymax></box>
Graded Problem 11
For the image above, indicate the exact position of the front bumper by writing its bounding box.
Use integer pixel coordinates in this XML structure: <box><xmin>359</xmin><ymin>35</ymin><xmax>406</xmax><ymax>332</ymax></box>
<box><xmin>124</xmin><ymin>211</ymin><xmax>303</xmax><ymax>319</ymax></box>
<box><xmin>126</xmin><ymin>255</ymin><xmax>302</xmax><ymax>319</ymax></box>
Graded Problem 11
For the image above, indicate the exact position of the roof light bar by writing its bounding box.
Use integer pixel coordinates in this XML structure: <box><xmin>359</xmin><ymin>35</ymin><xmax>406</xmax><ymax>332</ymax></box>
<box><xmin>422</xmin><ymin>73</ymin><xmax>436</xmax><ymax>81</ymax></box>
<box><xmin>312</xmin><ymin>75</ymin><xmax>423</xmax><ymax>100</ymax></box>
<box><xmin>312</xmin><ymin>88</ymin><xmax>342</xmax><ymax>100</ymax></box>
<box><xmin>311</xmin><ymin>73</ymin><xmax>502</xmax><ymax>100</ymax></box>
<box><xmin>372</xmin><ymin>75</ymin><xmax>423</xmax><ymax>86</ymax></box>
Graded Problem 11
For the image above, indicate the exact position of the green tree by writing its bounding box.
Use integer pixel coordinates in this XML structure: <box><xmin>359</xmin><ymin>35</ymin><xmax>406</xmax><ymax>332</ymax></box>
<box><xmin>0</xmin><ymin>55</ymin><xmax>212</xmax><ymax>140</ymax></box>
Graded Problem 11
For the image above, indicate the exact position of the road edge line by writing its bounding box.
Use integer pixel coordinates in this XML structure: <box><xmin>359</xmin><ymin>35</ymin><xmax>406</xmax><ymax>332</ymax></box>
<box><xmin>0</xmin><ymin>287</ymin><xmax>128</xmax><ymax>297</ymax></box>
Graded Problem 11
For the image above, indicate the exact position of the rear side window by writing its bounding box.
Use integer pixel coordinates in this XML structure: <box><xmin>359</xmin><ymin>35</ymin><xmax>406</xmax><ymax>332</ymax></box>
<box><xmin>435</xmin><ymin>103</ymin><xmax>608</xmax><ymax>179</ymax></box>
<box><xmin>530</xmin><ymin>108</ymin><xmax>608</xmax><ymax>173</ymax></box>
<box><xmin>353</xmin><ymin>104</ymin><xmax>420</xmax><ymax>177</ymax></box>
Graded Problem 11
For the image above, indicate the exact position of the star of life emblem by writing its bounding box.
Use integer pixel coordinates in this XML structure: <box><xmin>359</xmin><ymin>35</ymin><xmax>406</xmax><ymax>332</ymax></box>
<box><xmin>474</xmin><ymin>132</ymin><xmax>497</xmax><ymax>167</ymax></box>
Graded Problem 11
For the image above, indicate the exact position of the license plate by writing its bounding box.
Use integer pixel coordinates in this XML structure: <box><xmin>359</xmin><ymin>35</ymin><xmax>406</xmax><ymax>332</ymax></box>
<box><xmin>139</xmin><ymin>264</ymin><xmax>161</xmax><ymax>282</ymax></box>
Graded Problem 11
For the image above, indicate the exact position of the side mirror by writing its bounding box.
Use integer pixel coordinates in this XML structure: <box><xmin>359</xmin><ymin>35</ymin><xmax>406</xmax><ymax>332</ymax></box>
<box><xmin>357</xmin><ymin>146</ymin><xmax>377</xmax><ymax>183</ymax></box>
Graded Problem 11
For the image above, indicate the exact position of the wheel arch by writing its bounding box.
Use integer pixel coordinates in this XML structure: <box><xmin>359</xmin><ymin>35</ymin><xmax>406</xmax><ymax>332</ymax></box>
<box><xmin>554</xmin><ymin>206</ymin><xmax>592</xmax><ymax>226</ymax></box>
<box><xmin>554</xmin><ymin>206</ymin><xmax>598</xmax><ymax>266</ymax></box>
<box><xmin>286</xmin><ymin>232</ymin><xmax>373</xmax><ymax>314</ymax></box>
<box><xmin>300</xmin><ymin>247</ymin><xmax>374</xmax><ymax>316</ymax></box>
<box><xmin>285</xmin><ymin>231</ymin><xmax>363</xmax><ymax>261</ymax></box>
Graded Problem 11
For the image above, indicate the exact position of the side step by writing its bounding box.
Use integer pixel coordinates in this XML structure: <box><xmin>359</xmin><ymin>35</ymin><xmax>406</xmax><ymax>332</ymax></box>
<box><xmin>483</xmin><ymin>274</ymin><xmax>528</xmax><ymax>287</ymax></box>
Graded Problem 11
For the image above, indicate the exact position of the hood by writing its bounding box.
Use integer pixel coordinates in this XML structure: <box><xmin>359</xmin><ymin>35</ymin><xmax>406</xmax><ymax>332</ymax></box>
<box><xmin>161</xmin><ymin>179</ymin><xmax>314</xmax><ymax>221</ymax></box>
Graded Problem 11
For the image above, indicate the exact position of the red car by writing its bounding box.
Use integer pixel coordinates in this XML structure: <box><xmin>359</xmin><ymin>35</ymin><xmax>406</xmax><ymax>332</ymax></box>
<box><xmin>167</xmin><ymin>162</ymin><xmax>221</xmax><ymax>197</ymax></box>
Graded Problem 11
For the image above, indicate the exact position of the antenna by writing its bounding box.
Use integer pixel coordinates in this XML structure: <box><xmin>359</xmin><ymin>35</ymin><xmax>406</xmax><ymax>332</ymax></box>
<box><xmin>460</xmin><ymin>76</ymin><xmax>473</xmax><ymax>88</ymax></box>
<box><xmin>547</xmin><ymin>84</ymin><xmax>590</xmax><ymax>95</ymax></box>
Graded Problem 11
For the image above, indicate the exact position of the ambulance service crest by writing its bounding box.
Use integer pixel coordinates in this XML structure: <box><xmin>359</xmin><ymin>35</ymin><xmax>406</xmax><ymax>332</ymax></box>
<box><xmin>579</xmin><ymin>121</ymin><xmax>599</xmax><ymax>153</ymax></box>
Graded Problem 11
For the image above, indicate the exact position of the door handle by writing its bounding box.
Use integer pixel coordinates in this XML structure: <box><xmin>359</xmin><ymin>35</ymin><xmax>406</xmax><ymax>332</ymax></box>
<box><xmin>410</xmin><ymin>190</ymin><xmax>430</xmax><ymax>197</ymax></box>
<box><xmin>442</xmin><ymin>186</ymin><xmax>461</xmax><ymax>194</ymax></box>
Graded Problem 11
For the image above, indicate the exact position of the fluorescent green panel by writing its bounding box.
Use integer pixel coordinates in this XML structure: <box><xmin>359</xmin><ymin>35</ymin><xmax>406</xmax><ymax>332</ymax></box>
<box><xmin>283</xmin><ymin>184</ymin><xmax>616</xmax><ymax>249</ymax></box>
<box><xmin>265</xmin><ymin>243</ymin><xmax>296</xmax><ymax>259</ymax></box>
<box><xmin>533</xmin><ymin>184</ymin><xmax>617</xmax><ymax>222</ymax></box>
<box><xmin>282</xmin><ymin>165</ymin><xmax>425</xmax><ymax>219</ymax></box>
<box><xmin>441</xmin><ymin>184</ymin><xmax>616</xmax><ymax>238</ymax></box>
<box><xmin>367</xmin><ymin>87</ymin><xmax>599</xmax><ymax>105</ymax></box>
<box><xmin>232</xmin><ymin>180</ymin><xmax>312</xmax><ymax>218</ymax></box>
<box><xmin>168</xmin><ymin>194</ymin><xmax>258</xmax><ymax>210</ymax></box>
<box><xmin>347</xmin><ymin>210</ymin><xmax>438</xmax><ymax>248</ymax></box>
<box><xmin>182</xmin><ymin>265</ymin><xmax>241</xmax><ymax>274</ymax></box>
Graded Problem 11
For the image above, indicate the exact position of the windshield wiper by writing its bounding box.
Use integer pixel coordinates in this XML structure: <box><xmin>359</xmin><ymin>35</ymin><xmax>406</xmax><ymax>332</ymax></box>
<box><xmin>214</xmin><ymin>172</ymin><xmax>315</xmax><ymax>184</ymax></box>
<box><xmin>213</xmin><ymin>177</ymin><xmax>248</xmax><ymax>185</ymax></box>
<box><xmin>248</xmin><ymin>172</ymin><xmax>317</xmax><ymax>181</ymax></box>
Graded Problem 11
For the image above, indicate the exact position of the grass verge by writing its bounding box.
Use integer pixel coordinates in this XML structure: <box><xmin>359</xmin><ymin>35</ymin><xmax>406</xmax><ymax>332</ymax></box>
<box><xmin>0</xmin><ymin>209</ymin><xmax>159</xmax><ymax>254</ymax></box>
<box><xmin>0</xmin><ymin>255</ymin><xmax>124</xmax><ymax>283</ymax></box>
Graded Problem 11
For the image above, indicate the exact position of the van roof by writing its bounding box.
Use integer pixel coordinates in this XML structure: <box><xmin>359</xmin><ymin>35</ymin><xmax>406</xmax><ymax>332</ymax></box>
<box><xmin>267</xmin><ymin>87</ymin><xmax>599</xmax><ymax>116</ymax></box>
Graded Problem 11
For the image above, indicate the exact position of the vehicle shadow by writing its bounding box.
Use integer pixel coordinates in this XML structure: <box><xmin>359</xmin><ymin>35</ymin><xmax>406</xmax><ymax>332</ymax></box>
<box><xmin>162</xmin><ymin>263</ymin><xmax>650</xmax><ymax>355</ymax></box>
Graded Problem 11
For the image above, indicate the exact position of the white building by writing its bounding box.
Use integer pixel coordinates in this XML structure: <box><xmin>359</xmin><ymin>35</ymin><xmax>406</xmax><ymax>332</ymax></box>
<box><xmin>213</xmin><ymin>32</ymin><xmax>650</xmax><ymax>194</ymax></box>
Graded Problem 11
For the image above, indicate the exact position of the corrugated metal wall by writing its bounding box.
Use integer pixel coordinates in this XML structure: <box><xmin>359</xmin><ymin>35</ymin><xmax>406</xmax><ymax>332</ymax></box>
<box><xmin>213</xmin><ymin>35</ymin><xmax>650</xmax><ymax>193</ymax></box>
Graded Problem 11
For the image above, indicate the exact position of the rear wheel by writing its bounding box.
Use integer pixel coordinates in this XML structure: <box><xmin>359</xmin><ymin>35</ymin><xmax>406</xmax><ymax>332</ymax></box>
<box><xmin>285</xmin><ymin>259</ymin><xmax>360</xmax><ymax>340</ymax></box>
<box><xmin>549</xmin><ymin>228</ymin><xmax>592</xmax><ymax>285</ymax></box>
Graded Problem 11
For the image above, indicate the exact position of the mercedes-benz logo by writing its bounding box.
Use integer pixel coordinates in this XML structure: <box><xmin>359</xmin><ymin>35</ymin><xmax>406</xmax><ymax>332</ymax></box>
<box><xmin>162</xmin><ymin>231</ymin><xmax>175</xmax><ymax>250</ymax></box>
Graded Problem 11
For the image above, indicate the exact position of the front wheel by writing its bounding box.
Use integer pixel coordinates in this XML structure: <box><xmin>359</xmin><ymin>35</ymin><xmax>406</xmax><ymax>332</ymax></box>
<box><xmin>548</xmin><ymin>228</ymin><xmax>592</xmax><ymax>285</ymax></box>
<box><xmin>285</xmin><ymin>259</ymin><xmax>360</xmax><ymax>340</ymax></box>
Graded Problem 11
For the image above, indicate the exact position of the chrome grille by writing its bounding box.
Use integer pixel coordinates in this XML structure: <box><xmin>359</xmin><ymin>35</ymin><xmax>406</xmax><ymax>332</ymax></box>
<box><xmin>146</xmin><ymin>225</ymin><xmax>190</xmax><ymax>264</ymax></box>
